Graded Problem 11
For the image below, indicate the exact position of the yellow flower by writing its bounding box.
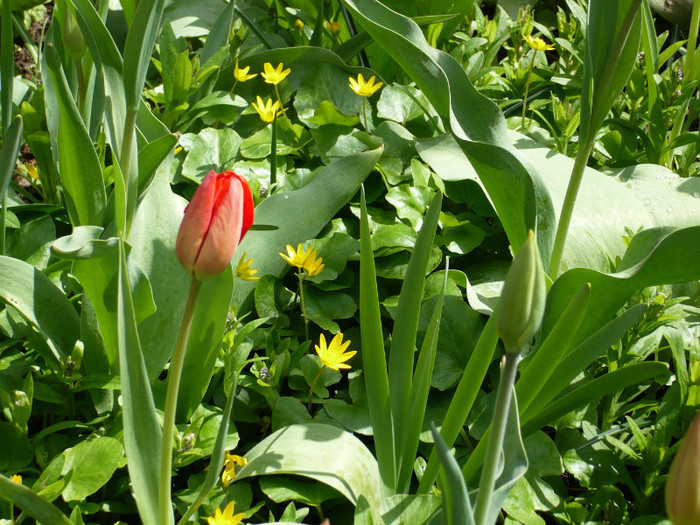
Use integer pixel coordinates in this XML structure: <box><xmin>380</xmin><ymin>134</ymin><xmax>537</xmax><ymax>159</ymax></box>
<box><xmin>326</xmin><ymin>20</ymin><xmax>341</xmax><ymax>35</ymax></box>
<box><xmin>261</xmin><ymin>62</ymin><xmax>291</xmax><ymax>85</ymax></box>
<box><xmin>315</xmin><ymin>332</ymin><xmax>356</xmax><ymax>371</ymax></box>
<box><xmin>234</xmin><ymin>59</ymin><xmax>257</xmax><ymax>83</ymax></box>
<box><xmin>221</xmin><ymin>452</ymin><xmax>248</xmax><ymax>487</ymax></box>
<box><xmin>303</xmin><ymin>252</ymin><xmax>324</xmax><ymax>277</ymax></box>
<box><xmin>236</xmin><ymin>252</ymin><xmax>260</xmax><ymax>281</ymax></box>
<box><xmin>206</xmin><ymin>501</ymin><xmax>245</xmax><ymax>525</ymax></box>
<box><xmin>10</xmin><ymin>474</ymin><xmax>22</xmax><ymax>484</ymax></box>
<box><xmin>524</xmin><ymin>34</ymin><xmax>555</xmax><ymax>52</ymax></box>
<box><xmin>280</xmin><ymin>243</ymin><xmax>314</xmax><ymax>268</ymax></box>
<box><xmin>349</xmin><ymin>73</ymin><xmax>383</xmax><ymax>97</ymax></box>
<box><xmin>294</xmin><ymin>19</ymin><xmax>304</xmax><ymax>31</ymax></box>
<box><xmin>22</xmin><ymin>164</ymin><xmax>38</xmax><ymax>180</ymax></box>
<box><xmin>251</xmin><ymin>96</ymin><xmax>281</xmax><ymax>123</ymax></box>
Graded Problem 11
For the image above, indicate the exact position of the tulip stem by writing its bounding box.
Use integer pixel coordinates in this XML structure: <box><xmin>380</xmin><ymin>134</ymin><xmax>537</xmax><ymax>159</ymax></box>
<box><xmin>270</xmin><ymin>115</ymin><xmax>277</xmax><ymax>189</ymax></box>
<box><xmin>473</xmin><ymin>351</ymin><xmax>521</xmax><ymax>525</ymax></box>
<box><xmin>361</xmin><ymin>97</ymin><xmax>369</xmax><ymax>132</ymax></box>
<box><xmin>158</xmin><ymin>277</ymin><xmax>202</xmax><ymax>525</ymax></box>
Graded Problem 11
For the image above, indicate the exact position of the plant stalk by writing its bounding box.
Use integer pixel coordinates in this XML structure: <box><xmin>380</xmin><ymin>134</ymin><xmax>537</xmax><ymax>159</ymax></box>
<box><xmin>158</xmin><ymin>277</ymin><xmax>202</xmax><ymax>525</ymax></box>
<box><xmin>270</xmin><ymin>115</ymin><xmax>277</xmax><ymax>188</ymax></box>
<box><xmin>307</xmin><ymin>366</ymin><xmax>324</xmax><ymax>411</ymax></box>
<box><xmin>521</xmin><ymin>52</ymin><xmax>537</xmax><ymax>131</ymax></box>
<box><xmin>297</xmin><ymin>269</ymin><xmax>309</xmax><ymax>341</ymax></box>
<box><xmin>547</xmin><ymin>139</ymin><xmax>594</xmax><ymax>276</ymax></box>
<box><xmin>473</xmin><ymin>351</ymin><xmax>521</xmax><ymax>525</ymax></box>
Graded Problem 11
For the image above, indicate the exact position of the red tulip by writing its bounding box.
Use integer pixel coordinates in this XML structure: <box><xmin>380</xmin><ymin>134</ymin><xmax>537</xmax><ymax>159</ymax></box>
<box><xmin>176</xmin><ymin>170</ymin><xmax>254</xmax><ymax>280</ymax></box>
<box><xmin>666</xmin><ymin>411</ymin><xmax>700</xmax><ymax>525</ymax></box>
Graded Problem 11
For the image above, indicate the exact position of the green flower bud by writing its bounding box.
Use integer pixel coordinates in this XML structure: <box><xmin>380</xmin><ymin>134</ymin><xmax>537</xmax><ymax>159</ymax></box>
<box><xmin>496</xmin><ymin>230</ymin><xmax>546</xmax><ymax>353</ymax></box>
<box><xmin>665</xmin><ymin>411</ymin><xmax>700</xmax><ymax>525</ymax></box>
<box><xmin>63</xmin><ymin>5</ymin><xmax>86</xmax><ymax>60</ymax></box>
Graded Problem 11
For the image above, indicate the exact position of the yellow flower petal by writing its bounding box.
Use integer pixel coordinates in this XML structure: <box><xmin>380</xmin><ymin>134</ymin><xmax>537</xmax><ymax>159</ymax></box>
<box><xmin>236</xmin><ymin>252</ymin><xmax>260</xmax><ymax>281</ymax></box>
<box><xmin>315</xmin><ymin>332</ymin><xmax>356</xmax><ymax>371</ymax></box>
<box><xmin>262</xmin><ymin>62</ymin><xmax>291</xmax><ymax>85</ymax></box>
<box><xmin>251</xmin><ymin>96</ymin><xmax>281</xmax><ymax>123</ymax></box>
<box><xmin>234</xmin><ymin>59</ymin><xmax>258</xmax><ymax>83</ymax></box>
<box><xmin>349</xmin><ymin>73</ymin><xmax>383</xmax><ymax>97</ymax></box>
<box><xmin>524</xmin><ymin>34</ymin><xmax>555</xmax><ymax>52</ymax></box>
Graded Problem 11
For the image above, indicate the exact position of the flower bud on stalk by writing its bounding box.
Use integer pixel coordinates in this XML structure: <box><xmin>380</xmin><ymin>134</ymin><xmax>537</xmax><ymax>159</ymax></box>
<box><xmin>496</xmin><ymin>230</ymin><xmax>546</xmax><ymax>353</ymax></box>
<box><xmin>665</xmin><ymin>411</ymin><xmax>700</xmax><ymax>525</ymax></box>
<box><xmin>176</xmin><ymin>170</ymin><xmax>254</xmax><ymax>281</ymax></box>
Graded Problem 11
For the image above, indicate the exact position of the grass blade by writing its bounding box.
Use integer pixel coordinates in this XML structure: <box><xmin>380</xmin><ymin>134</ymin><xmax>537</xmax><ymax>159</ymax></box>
<box><xmin>0</xmin><ymin>475</ymin><xmax>71</xmax><ymax>524</ymax></box>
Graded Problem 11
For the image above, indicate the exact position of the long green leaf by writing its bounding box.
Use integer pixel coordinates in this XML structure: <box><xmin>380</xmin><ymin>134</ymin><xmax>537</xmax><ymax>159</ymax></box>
<box><xmin>394</xmin><ymin>193</ymin><xmax>443</xmax><ymax>492</ymax></box>
<box><xmin>515</xmin><ymin>283</ymin><xmax>591</xmax><ymax>415</ymax></box>
<box><xmin>430</xmin><ymin>423</ymin><xmax>475</xmax><ymax>525</ymax></box>
<box><xmin>0</xmin><ymin>116</ymin><xmax>23</xmax><ymax>197</ymax></box>
<box><xmin>1</xmin><ymin>0</ymin><xmax>12</xmax><ymax>133</ymax></box>
<box><xmin>417</xmin><ymin>314</ymin><xmax>498</xmax><ymax>494</ymax></box>
<box><xmin>0</xmin><ymin>474</ymin><xmax>71</xmax><ymax>524</ymax></box>
<box><xmin>43</xmin><ymin>45</ymin><xmax>107</xmax><ymax>227</ymax></box>
<box><xmin>389</xmin><ymin>191</ymin><xmax>441</xmax><ymax>431</ymax></box>
<box><xmin>360</xmin><ymin>186</ymin><xmax>396</xmax><ymax>495</ymax></box>
<box><xmin>123</xmin><ymin>0</ymin><xmax>166</xmax><ymax>111</ymax></box>
<box><xmin>521</xmin><ymin>362</ymin><xmax>668</xmax><ymax>435</ymax></box>
<box><xmin>117</xmin><ymin>238</ymin><xmax>164</xmax><ymax>525</ymax></box>
<box><xmin>200</xmin><ymin>1</ymin><xmax>233</xmax><ymax>66</ymax></box>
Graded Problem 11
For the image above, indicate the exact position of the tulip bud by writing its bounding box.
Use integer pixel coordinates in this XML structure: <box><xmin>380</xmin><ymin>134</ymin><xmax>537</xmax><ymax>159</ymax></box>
<box><xmin>665</xmin><ymin>411</ymin><xmax>700</xmax><ymax>525</ymax></box>
<box><xmin>496</xmin><ymin>230</ymin><xmax>546</xmax><ymax>353</ymax></box>
<box><xmin>176</xmin><ymin>170</ymin><xmax>254</xmax><ymax>281</ymax></box>
<box><xmin>63</xmin><ymin>6</ymin><xmax>86</xmax><ymax>60</ymax></box>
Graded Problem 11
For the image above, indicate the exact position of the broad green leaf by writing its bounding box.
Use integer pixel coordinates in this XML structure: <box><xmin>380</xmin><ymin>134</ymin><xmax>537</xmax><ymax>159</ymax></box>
<box><xmin>0</xmin><ymin>421</ymin><xmax>32</xmax><ymax>469</ymax></box>
<box><xmin>544</xmin><ymin>226</ymin><xmax>700</xmax><ymax>344</ymax></box>
<box><xmin>181</xmin><ymin>127</ymin><xmax>242</xmax><ymax>182</ymax></box>
<box><xmin>0</xmin><ymin>474</ymin><xmax>71</xmax><ymax>524</ymax></box>
<box><xmin>359</xmin><ymin>187</ymin><xmax>395</xmax><ymax>494</ymax></box>
<box><xmin>116</xmin><ymin>238</ymin><xmax>164</xmax><ymax>525</ymax></box>
<box><xmin>377</xmin><ymin>84</ymin><xmax>433</xmax><ymax>125</ymax></box>
<box><xmin>380</xmin><ymin>494</ymin><xmax>441</xmax><ymax>525</ymax></box>
<box><xmin>199</xmin><ymin>1</ymin><xmax>233</xmax><ymax>65</ymax></box>
<box><xmin>236</xmin><ymin>422</ymin><xmax>383</xmax><ymax>510</ymax></box>
<box><xmin>260</xmin><ymin>476</ymin><xmax>340</xmax><ymax>506</ymax></box>
<box><xmin>293</xmin><ymin>63</ymin><xmax>362</xmax><ymax>128</ymax></box>
<box><xmin>164</xmin><ymin>0</ymin><xmax>225</xmax><ymax>38</ymax></box>
<box><xmin>34</xmin><ymin>436</ymin><xmax>124</xmax><ymax>502</ymax></box>
<box><xmin>0</xmin><ymin>256</ymin><xmax>80</xmax><ymax>370</ymax></box>
<box><xmin>42</xmin><ymin>45</ymin><xmax>106</xmax><ymax>227</ymax></box>
<box><xmin>138</xmin><ymin>133</ymin><xmax>178</xmax><ymax>196</ymax></box>
<box><xmin>232</xmin><ymin>147</ymin><xmax>383</xmax><ymax>313</ymax></box>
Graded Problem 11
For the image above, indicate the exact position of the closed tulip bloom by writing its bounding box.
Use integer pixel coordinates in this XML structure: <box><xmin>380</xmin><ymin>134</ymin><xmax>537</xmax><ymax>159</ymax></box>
<box><xmin>666</xmin><ymin>411</ymin><xmax>700</xmax><ymax>525</ymax></box>
<box><xmin>176</xmin><ymin>170</ymin><xmax>254</xmax><ymax>281</ymax></box>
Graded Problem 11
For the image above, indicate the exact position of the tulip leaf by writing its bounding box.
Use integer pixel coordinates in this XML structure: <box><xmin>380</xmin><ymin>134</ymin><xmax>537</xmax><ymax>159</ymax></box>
<box><xmin>236</xmin><ymin>422</ymin><xmax>383</xmax><ymax>511</ymax></box>
<box><xmin>42</xmin><ymin>45</ymin><xmax>107</xmax><ymax>227</ymax></box>
<box><xmin>232</xmin><ymin>146</ymin><xmax>383</xmax><ymax>313</ymax></box>
<box><xmin>0</xmin><ymin>255</ymin><xmax>80</xmax><ymax>372</ymax></box>
<box><xmin>116</xmin><ymin>238</ymin><xmax>164</xmax><ymax>525</ymax></box>
<box><xmin>0</xmin><ymin>474</ymin><xmax>71</xmax><ymax>525</ymax></box>
<box><xmin>0</xmin><ymin>116</ymin><xmax>23</xmax><ymax>198</ymax></box>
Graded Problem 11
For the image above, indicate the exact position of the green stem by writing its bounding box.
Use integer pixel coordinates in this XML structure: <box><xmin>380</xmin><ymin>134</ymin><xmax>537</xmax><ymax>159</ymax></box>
<box><xmin>361</xmin><ymin>97</ymin><xmax>369</xmax><ymax>131</ymax></box>
<box><xmin>158</xmin><ymin>277</ymin><xmax>202</xmax><ymax>525</ymax></box>
<box><xmin>547</xmin><ymin>139</ymin><xmax>594</xmax><ymax>277</ymax></box>
<box><xmin>307</xmin><ymin>366</ymin><xmax>324</xmax><ymax>411</ymax></box>
<box><xmin>298</xmin><ymin>269</ymin><xmax>309</xmax><ymax>341</ymax></box>
<box><xmin>76</xmin><ymin>58</ymin><xmax>86</xmax><ymax>115</ymax></box>
<box><xmin>473</xmin><ymin>351</ymin><xmax>522</xmax><ymax>525</ymax></box>
<box><xmin>270</xmin><ymin>115</ymin><xmax>277</xmax><ymax>188</ymax></box>
<box><xmin>684</xmin><ymin>0</ymin><xmax>700</xmax><ymax>82</ymax></box>
<box><xmin>118</xmin><ymin>108</ymin><xmax>138</xmax><ymax>234</ymax></box>
<box><xmin>521</xmin><ymin>52</ymin><xmax>537</xmax><ymax>131</ymax></box>
<box><xmin>0</xmin><ymin>194</ymin><xmax>6</xmax><ymax>256</ymax></box>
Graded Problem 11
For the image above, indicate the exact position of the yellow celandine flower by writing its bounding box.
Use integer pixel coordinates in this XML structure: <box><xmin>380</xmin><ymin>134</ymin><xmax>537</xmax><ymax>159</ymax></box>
<box><xmin>234</xmin><ymin>59</ymin><xmax>257</xmax><ymax>83</ymax></box>
<box><xmin>326</xmin><ymin>20</ymin><xmax>341</xmax><ymax>35</ymax></box>
<box><xmin>251</xmin><ymin>96</ymin><xmax>281</xmax><ymax>123</ymax></box>
<box><xmin>280</xmin><ymin>243</ymin><xmax>315</xmax><ymax>268</ymax></box>
<box><xmin>206</xmin><ymin>501</ymin><xmax>245</xmax><ymax>525</ymax></box>
<box><xmin>10</xmin><ymin>474</ymin><xmax>22</xmax><ymax>484</ymax></box>
<box><xmin>524</xmin><ymin>34</ymin><xmax>555</xmax><ymax>52</ymax></box>
<box><xmin>315</xmin><ymin>332</ymin><xmax>356</xmax><ymax>371</ymax></box>
<box><xmin>23</xmin><ymin>164</ymin><xmax>39</xmax><ymax>180</ymax></box>
<box><xmin>261</xmin><ymin>62</ymin><xmax>291</xmax><ymax>85</ymax></box>
<box><xmin>236</xmin><ymin>252</ymin><xmax>260</xmax><ymax>281</ymax></box>
<box><xmin>349</xmin><ymin>73</ymin><xmax>383</xmax><ymax>97</ymax></box>
<box><xmin>221</xmin><ymin>452</ymin><xmax>248</xmax><ymax>487</ymax></box>
<box><xmin>303</xmin><ymin>252</ymin><xmax>324</xmax><ymax>277</ymax></box>
<box><xmin>294</xmin><ymin>19</ymin><xmax>304</xmax><ymax>31</ymax></box>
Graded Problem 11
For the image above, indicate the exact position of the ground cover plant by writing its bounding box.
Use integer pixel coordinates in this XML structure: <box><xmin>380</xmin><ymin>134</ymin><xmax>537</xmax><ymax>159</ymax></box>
<box><xmin>0</xmin><ymin>0</ymin><xmax>699</xmax><ymax>523</ymax></box>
